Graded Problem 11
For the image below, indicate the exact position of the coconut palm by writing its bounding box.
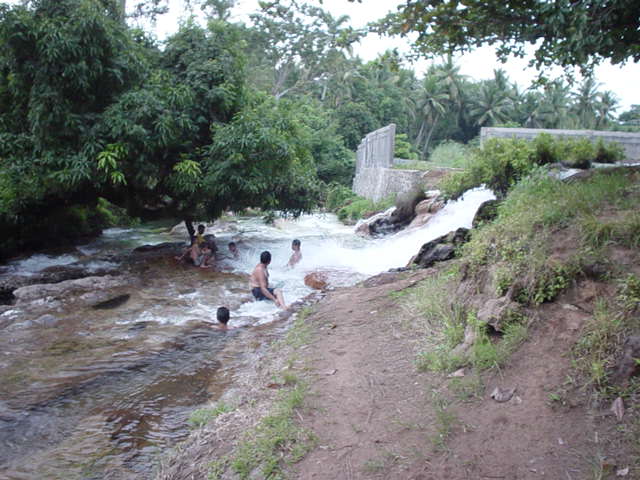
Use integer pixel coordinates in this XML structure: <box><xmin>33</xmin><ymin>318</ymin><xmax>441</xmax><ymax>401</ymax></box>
<box><xmin>415</xmin><ymin>72</ymin><xmax>449</xmax><ymax>155</ymax></box>
<box><xmin>595</xmin><ymin>91</ymin><xmax>619</xmax><ymax>129</ymax></box>
<box><xmin>572</xmin><ymin>77</ymin><xmax>601</xmax><ymax>128</ymax></box>
<box><xmin>469</xmin><ymin>81</ymin><xmax>513</xmax><ymax>127</ymax></box>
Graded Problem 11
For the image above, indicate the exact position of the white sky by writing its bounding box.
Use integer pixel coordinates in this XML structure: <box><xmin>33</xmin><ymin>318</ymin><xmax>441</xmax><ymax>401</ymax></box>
<box><xmin>152</xmin><ymin>0</ymin><xmax>640</xmax><ymax>114</ymax></box>
<box><xmin>2</xmin><ymin>0</ymin><xmax>638</xmax><ymax>112</ymax></box>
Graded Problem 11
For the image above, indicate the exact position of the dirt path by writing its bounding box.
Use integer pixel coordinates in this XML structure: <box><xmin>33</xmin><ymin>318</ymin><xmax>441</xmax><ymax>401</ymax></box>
<box><xmin>290</xmin><ymin>272</ymin><xmax>625</xmax><ymax>480</ymax></box>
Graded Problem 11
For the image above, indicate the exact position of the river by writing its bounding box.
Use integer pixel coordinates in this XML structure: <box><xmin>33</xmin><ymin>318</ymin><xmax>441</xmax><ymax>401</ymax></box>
<box><xmin>0</xmin><ymin>188</ymin><xmax>493</xmax><ymax>480</ymax></box>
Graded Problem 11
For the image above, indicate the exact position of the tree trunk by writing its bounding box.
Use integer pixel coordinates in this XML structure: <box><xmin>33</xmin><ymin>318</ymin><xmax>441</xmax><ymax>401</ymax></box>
<box><xmin>118</xmin><ymin>0</ymin><xmax>126</xmax><ymax>22</ymax></box>
<box><xmin>423</xmin><ymin>114</ymin><xmax>440</xmax><ymax>159</ymax></box>
<box><xmin>184</xmin><ymin>218</ymin><xmax>195</xmax><ymax>243</ymax></box>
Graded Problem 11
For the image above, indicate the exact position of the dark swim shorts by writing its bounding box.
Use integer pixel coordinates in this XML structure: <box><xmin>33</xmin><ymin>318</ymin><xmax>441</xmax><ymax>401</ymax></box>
<box><xmin>252</xmin><ymin>287</ymin><xmax>275</xmax><ymax>301</ymax></box>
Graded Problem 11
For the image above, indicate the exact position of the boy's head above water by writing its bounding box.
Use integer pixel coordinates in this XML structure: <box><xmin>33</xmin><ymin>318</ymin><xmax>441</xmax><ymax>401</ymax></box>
<box><xmin>197</xmin><ymin>224</ymin><xmax>205</xmax><ymax>234</ymax></box>
<box><xmin>216</xmin><ymin>306</ymin><xmax>230</xmax><ymax>325</ymax></box>
<box><xmin>292</xmin><ymin>239</ymin><xmax>301</xmax><ymax>250</ymax></box>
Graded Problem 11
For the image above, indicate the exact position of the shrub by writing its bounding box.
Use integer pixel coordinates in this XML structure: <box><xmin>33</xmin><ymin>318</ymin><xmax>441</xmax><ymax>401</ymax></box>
<box><xmin>395</xmin><ymin>133</ymin><xmax>419</xmax><ymax>160</ymax></box>
<box><xmin>441</xmin><ymin>135</ymin><xmax>626</xmax><ymax>200</ymax></box>
<box><xmin>594</xmin><ymin>138</ymin><xmax>625</xmax><ymax>164</ymax></box>
<box><xmin>561</xmin><ymin>138</ymin><xmax>594</xmax><ymax>169</ymax></box>
<box><xmin>324</xmin><ymin>183</ymin><xmax>356</xmax><ymax>212</ymax></box>
<box><xmin>429</xmin><ymin>140</ymin><xmax>472</xmax><ymax>168</ymax></box>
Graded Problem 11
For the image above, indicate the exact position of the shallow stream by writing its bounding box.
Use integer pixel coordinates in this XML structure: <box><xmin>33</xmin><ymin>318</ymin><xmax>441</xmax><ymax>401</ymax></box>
<box><xmin>0</xmin><ymin>188</ymin><xmax>493</xmax><ymax>479</ymax></box>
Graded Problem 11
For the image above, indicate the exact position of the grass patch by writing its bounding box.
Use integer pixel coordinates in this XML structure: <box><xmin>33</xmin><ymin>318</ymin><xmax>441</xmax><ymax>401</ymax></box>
<box><xmin>279</xmin><ymin>307</ymin><xmax>313</xmax><ymax>349</ymax></box>
<box><xmin>399</xmin><ymin>268</ymin><xmax>467</xmax><ymax>373</ymax></box>
<box><xmin>230</xmin><ymin>381</ymin><xmax>315</xmax><ymax>479</ymax></box>
<box><xmin>470</xmin><ymin>320</ymin><xmax>528</xmax><ymax>371</ymax></box>
<box><xmin>574</xmin><ymin>275</ymin><xmax>640</xmax><ymax>396</ymax></box>
<box><xmin>463</xmin><ymin>169</ymin><xmax>638</xmax><ymax>306</ymax></box>
<box><xmin>449</xmin><ymin>374</ymin><xmax>484</xmax><ymax>402</ymax></box>
<box><xmin>188</xmin><ymin>401</ymin><xmax>233</xmax><ymax>428</ymax></box>
<box><xmin>430</xmin><ymin>392</ymin><xmax>460</xmax><ymax>451</ymax></box>
<box><xmin>441</xmin><ymin>134</ymin><xmax>626</xmax><ymax>199</ymax></box>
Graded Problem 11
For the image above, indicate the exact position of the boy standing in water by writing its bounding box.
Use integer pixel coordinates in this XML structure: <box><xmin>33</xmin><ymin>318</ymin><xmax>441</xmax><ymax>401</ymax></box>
<box><xmin>228</xmin><ymin>242</ymin><xmax>239</xmax><ymax>259</ymax></box>
<box><xmin>287</xmin><ymin>239</ymin><xmax>302</xmax><ymax>268</ymax></box>
<box><xmin>250</xmin><ymin>251</ymin><xmax>288</xmax><ymax>309</ymax></box>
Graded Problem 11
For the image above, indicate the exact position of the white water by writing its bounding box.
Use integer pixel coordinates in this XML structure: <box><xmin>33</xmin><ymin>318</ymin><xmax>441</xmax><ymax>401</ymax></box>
<box><xmin>219</xmin><ymin>187</ymin><xmax>495</xmax><ymax>322</ymax></box>
<box><xmin>3</xmin><ymin>188</ymin><xmax>494</xmax><ymax>324</ymax></box>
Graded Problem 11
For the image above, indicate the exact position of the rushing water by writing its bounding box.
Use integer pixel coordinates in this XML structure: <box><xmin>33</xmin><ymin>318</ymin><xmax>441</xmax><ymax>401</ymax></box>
<box><xmin>0</xmin><ymin>188</ymin><xmax>493</xmax><ymax>479</ymax></box>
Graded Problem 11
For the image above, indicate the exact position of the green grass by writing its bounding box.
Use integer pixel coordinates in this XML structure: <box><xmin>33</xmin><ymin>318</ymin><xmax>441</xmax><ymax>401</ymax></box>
<box><xmin>574</xmin><ymin>275</ymin><xmax>640</xmax><ymax>395</ymax></box>
<box><xmin>278</xmin><ymin>307</ymin><xmax>313</xmax><ymax>349</ymax></box>
<box><xmin>230</xmin><ymin>381</ymin><xmax>315</xmax><ymax>479</ymax></box>
<box><xmin>430</xmin><ymin>392</ymin><xmax>460</xmax><ymax>451</ymax></box>
<box><xmin>463</xmin><ymin>169</ymin><xmax>638</xmax><ymax>306</ymax></box>
<box><xmin>188</xmin><ymin>401</ymin><xmax>234</xmax><ymax>428</ymax></box>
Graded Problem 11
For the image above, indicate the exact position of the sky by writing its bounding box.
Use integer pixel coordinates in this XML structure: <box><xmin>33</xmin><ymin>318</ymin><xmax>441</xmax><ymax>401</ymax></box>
<box><xmin>2</xmin><ymin>0</ymin><xmax>638</xmax><ymax>113</ymax></box>
<box><xmin>150</xmin><ymin>0</ymin><xmax>640</xmax><ymax>114</ymax></box>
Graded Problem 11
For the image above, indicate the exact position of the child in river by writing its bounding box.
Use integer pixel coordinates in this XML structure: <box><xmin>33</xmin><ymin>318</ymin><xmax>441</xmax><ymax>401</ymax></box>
<box><xmin>215</xmin><ymin>307</ymin><xmax>230</xmax><ymax>330</ymax></box>
<box><xmin>287</xmin><ymin>239</ymin><xmax>302</xmax><ymax>268</ymax></box>
<box><xmin>228</xmin><ymin>242</ymin><xmax>239</xmax><ymax>259</ymax></box>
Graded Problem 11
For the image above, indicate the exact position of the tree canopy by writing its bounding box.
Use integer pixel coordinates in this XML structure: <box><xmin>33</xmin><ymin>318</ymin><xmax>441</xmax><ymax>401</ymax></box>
<box><xmin>374</xmin><ymin>0</ymin><xmax>640</xmax><ymax>74</ymax></box>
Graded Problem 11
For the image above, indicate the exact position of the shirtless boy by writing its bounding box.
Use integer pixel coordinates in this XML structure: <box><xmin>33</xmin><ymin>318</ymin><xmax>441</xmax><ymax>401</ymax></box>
<box><xmin>287</xmin><ymin>239</ymin><xmax>302</xmax><ymax>268</ymax></box>
<box><xmin>250</xmin><ymin>251</ymin><xmax>288</xmax><ymax>309</ymax></box>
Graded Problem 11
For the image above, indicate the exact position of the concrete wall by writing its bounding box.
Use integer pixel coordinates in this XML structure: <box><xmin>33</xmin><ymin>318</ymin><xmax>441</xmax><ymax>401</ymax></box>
<box><xmin>481</xmin><ymin>127</ymin><xmax>640</xmax><ymax>161</ymax></box>
<box><xmin>353</xmin><ymin>167</ymin><xmax>424</xmax><ymax>202</ymax></box>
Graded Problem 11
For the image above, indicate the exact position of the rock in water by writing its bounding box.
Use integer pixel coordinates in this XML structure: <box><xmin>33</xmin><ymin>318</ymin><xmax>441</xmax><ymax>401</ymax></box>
<box><xmin>92</xmin><ymin>294</ymin><xmax>131</xmax><ymax>310</ymax></box>
<box><xmin>305</xmin><ymin>272</ymin><xmax>329</xmax><ymax>290</ymax></box>
<box><xmin>411</xmin><ymin>228</ymin><xmax>470</xmax><ymax>268</ymax></box>
<box><xmin>472</xmin><ymin>199</ymin><xmax>500</xmax><ymax>228</ymax></box>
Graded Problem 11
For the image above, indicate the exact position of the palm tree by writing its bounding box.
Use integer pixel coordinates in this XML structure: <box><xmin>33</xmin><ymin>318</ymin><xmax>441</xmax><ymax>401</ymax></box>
<box><xmin>572</xmin><ymin>77</ymin><xmax>601</xmax><ymax>129</ymax></box>
<box><xmin>595</xmin><ymin>91</ymin><xmax>619</xmax><ymax>129</ymax></box>
<box><xmin>469</xmin><ymin>81</ymin><xmax>513</xmax><ymax>127</ymax></box>
<box><xmin>539</xmin><ymin>81</ymin><xmax>572</xmax><ymax>128</ymax></box>
<box><xmin>415</xmin><ymin>73</ymin><xmax>449</xmax><ymax>155</ymax></box>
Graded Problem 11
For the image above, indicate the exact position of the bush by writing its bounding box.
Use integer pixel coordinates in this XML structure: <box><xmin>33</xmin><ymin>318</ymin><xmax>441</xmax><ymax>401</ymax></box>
<box><xmin>395</xmin><ymin>133</ymin><xmax>419</xmax><ymax>160</ymax></box>
<box><xmin>441</xmin><ymin>135</ymin><xmax>626</xmax><ymax>199</ymax></box>
<box><xmin>428</xmin><ymin>141</ymin><xmax>472</xmax><ymax>168</ymax></box>
<box><xmin>324</xmin><ymin>183</ymin><xmax>357</xmax><ymax>212</ymax></box>
<box><xmin>336</xmin><ymin>195</ymin><xmax>395</xmax><ymax>224</ymax></box>
<box><xmin>594</xmin><ymin>138</ymin><xmax>625</xmax><ymax>164</ymax></box>
<box><xmin>560</xmin><ymin>138</ymin><xmax>594</xmax><ymax>169</ymax></box>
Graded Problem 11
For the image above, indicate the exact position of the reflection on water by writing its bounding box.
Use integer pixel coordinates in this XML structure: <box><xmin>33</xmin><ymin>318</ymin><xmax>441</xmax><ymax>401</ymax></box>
<box><xmin>0</xmin><ymin>188</ymin><xmax>493</xmax><ymax>479</ymax></box>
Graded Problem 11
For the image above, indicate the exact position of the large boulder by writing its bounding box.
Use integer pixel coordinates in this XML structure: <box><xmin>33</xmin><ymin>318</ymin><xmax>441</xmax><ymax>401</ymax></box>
<box><xmin>472</xmin><ymin>199</ymin><xmax>500</xmax><ymax>228</ymax></box>
<box><xmin>368</xmin><ymin>188</ymin><xmax>427</xmax><ymax>236</ymax></box>
<box><xmin>408</xmin><ymin>191</ymin><xmax>445</xmax><ymax>229</ymax></box>
<box><xmin>13</xmin><ymin>275</ymin><xmax>132</xmax><ymax>306</ymax></box>
<box><xmin>354</xmin><ymin>207</ymin><xmax>396</xmax><ymax>237</ymax></box>
<box><xmin>411</xmin><ymin>228</ymin><xmax>470</xmax><ymax>268</ymax></box>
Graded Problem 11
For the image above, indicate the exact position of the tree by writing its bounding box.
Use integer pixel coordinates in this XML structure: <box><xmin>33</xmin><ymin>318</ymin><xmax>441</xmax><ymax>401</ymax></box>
<box><xmin>469</xmin><ymin>81</ymin><xmax>513</xmax><ymax>127</ymax></box>
<box><xmin>595</xmin><ymin>91</ymin><xmax>619</xmax><ymax>129</ymax></box>
<box><xmin>619</xmin><ymin>105</ymin><xmax>640</xmax><ymax>126</ymax></box>
<box><xmin>571</xmin><ymin>77</ymin><xmax>600</xmax><ymax>128</ymax></box>
<box><xmin>373</xmin><ymin>0</ymin><xmax>640</xmax><ymax>75</ymax></box>
<box><xmin>249</xmin><ymin>1</ymin><xmax>361</xmax><ymax>100</ymax></box>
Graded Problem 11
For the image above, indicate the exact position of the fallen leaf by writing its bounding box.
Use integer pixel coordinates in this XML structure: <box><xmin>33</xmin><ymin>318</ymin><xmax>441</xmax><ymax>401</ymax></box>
<box><xmin>266</xmin><ymin>383</ymin><xmax>282</xmax><ymax>389</ymax></box>
<box><xmin>617</xmin><ymin>467</ymin><xmax>629</xmax><ymax>476</ymax></box>
<box><xmin>611</xmin><ymin>396</ymin><xmax>625</xmax><ymax>421</ymax></box>
<box><xmin>325</xmin><ymin>369</ymin><xmax>338</xmax><ymax>376</ymax></box>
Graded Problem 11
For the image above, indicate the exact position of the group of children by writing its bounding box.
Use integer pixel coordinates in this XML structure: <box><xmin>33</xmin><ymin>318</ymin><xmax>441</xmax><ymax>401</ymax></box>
<box><xmin>177</xmin><ymin>224</ymin><xmax>304</xmax><ymax>329</ymax></box>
